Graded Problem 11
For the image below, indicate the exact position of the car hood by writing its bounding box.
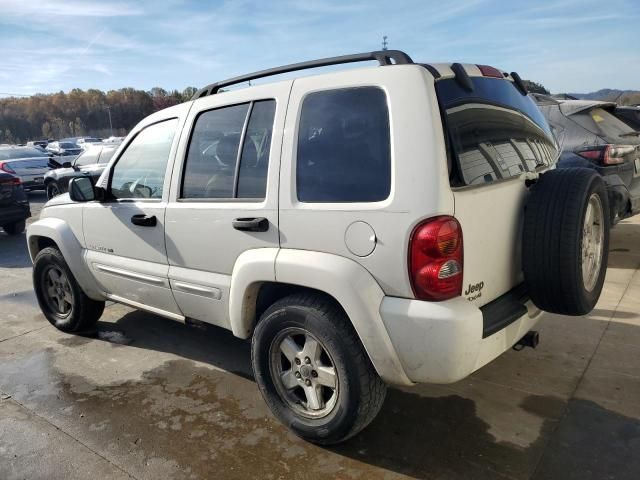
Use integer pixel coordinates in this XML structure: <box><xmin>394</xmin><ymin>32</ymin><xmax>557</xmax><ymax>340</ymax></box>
<box><xmin>559</xmin><ymin>100</ymin><xmax>617</xmax><ymax>116</ymax></box>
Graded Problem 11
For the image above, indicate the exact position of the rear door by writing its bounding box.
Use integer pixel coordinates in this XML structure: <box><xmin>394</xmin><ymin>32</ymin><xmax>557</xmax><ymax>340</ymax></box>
<box><xmin>164</xmin><ymin>82</ymin><xmax>289</xmax><ymax>329</ymax></box>
<box><xmin>436</xmin><ymin>76</ymin><xmax>559</xmax><ymax>306</ymax></box>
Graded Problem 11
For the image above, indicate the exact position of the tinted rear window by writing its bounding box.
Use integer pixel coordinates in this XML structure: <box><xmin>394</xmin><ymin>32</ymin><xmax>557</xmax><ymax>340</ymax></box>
<box><xmin>572</xmin><ymin>108</ymin><xmax>639</xmax><ymax>144</ymax></box>
<box><xmin>436</xmin><ymin>77</ymin><xmax>558</xmax><ymax>187</ymax></box>
<box><xmin>296</xmin><ymin>87</ymin><xmax>391</xmax><ymax>202</ymax></box>
<box><xmin>0</xmin><ymin>147</ymin><xmax>49</xmax><ymax>160</ymax></box>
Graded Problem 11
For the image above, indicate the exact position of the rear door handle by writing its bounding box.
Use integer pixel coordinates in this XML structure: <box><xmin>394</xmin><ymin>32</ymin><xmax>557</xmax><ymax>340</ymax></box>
<box><xmin>232</xmin><ymin>217</ymin><xmax>269</xmax><ymax>232</ymax></box>
<box><xmin>131</xmin><ymin>214</ymin><xmax>157</xmax><ymax>227</ymax></box>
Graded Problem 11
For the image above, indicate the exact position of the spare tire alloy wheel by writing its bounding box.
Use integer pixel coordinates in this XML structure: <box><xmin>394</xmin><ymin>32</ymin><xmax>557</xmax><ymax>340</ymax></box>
<box><xmin>270</xmin><ymin>328</ymin><xmax>338</xmax><ymax>419</ymax></box>
<box><xmin>523</xmin><ymin>168</ymin><xmax>610</xmax><ymax>316</ymax></box>
<box><xmin>582</xmin><ymin>194</ymin><xmax>604</xmax><ymax>293</ymax></box>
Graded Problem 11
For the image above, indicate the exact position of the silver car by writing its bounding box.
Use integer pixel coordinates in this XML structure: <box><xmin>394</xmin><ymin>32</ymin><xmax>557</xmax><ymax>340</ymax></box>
<box><xmin>0</xmin><ymin>146</ymin><xmax>52</xmax><ymax>191</ymax></box>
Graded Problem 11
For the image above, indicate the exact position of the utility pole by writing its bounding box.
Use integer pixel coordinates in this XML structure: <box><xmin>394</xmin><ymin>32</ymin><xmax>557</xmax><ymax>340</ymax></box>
<box><xmin>382</xmin><ymin>35</ymin><xmax>388</xmax><ymax>51</ymax></box>
<box><xmin>105</xmin><ymin>106</ymin><xmax>113</xmax><ymax>136</ymax></box>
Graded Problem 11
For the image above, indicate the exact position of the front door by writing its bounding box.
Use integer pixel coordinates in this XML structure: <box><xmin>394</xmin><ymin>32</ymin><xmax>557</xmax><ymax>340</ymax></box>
<box><xmin>164</xmin><ymin>82</ymin><xmax>290</xmax><ymax>329</ymax></box>
<box><xmin>83</xmin><ymin>113</ymin><xmax>186</xmax><ymax>319</ymax></box>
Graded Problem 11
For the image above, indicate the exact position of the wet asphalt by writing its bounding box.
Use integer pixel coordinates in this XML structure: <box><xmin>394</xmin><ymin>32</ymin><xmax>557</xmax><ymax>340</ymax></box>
<box><xmin>1</xmin><ymin>191</ymin><xmax>639</xmax><ymax>480</ymax></box>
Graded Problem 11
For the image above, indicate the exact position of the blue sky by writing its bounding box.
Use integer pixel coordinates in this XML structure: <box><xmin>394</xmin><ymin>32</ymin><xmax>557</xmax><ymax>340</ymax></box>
<box><xmin>0</xmin><ymin>0</ymin><xmax>638</xmax><ymax>97</ymax></box>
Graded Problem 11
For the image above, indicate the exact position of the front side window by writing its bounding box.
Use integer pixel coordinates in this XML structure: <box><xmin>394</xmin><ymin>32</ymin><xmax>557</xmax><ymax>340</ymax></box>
<box><xmin>74</xmin><ymin>148</ymin><xmax>100</xmax><ymax>167</ymax></box>
<box><xmin>110</xmin><ymin>119</ymin><xmax>177</xmax><ymax>199</ymax></box>
<box><xmin>182</xmin><ymin>100</ymin><xmax>276</xmax><ymax>199</ymax></box>
<box><xmin>296</xmin><ymin>87</ymin><xmax>391</xmax><ymax>202</ymax></box>
<box><xmin>437</xmin><ymin>77</ymin><xmax>559</xmax><ymax>187</ymax></box>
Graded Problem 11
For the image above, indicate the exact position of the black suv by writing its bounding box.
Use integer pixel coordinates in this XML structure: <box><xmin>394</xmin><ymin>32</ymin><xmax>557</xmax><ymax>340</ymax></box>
<box><xmin>44</xmin><ymin>143</ymin><xmax>120</xmax><ymax>198</ymax></box>
<box><xmin>0</xmin><ymin>172</ymin><xmax>30</xmax><ymax>235</ymax></box>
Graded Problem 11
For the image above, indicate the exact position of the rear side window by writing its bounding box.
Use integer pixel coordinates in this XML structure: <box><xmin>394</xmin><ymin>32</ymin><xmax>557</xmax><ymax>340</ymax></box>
<box><xmin>437</xmin><ymin>77</ymin><xmax>558</xmax><ymax>187</ymax></box>
<box><xmin>182</xmin><ymin>100</ymin><xmax>275</xmax><ymax>199</ymax></box>
<box><xmin>296</xmin><ymin>87</ymin><xmax>391</xmax><ymax>202</ymax></box>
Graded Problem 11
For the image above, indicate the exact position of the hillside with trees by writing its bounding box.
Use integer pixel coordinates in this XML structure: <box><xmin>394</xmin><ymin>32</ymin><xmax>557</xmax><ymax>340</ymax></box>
<box><xmin>0</xmin><ymin>87</ymin><xmax>197</xmax><ymax>144</ymax></box>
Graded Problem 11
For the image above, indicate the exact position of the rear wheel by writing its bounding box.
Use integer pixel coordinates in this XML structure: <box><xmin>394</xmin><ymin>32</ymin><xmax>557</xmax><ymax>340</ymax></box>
<box><xmin>523</xmin><ymin>168</ymin><xmax>610</xmax><ymax>315</ymax></box>
<box><xmin>33</xmin><ymin>247</ymin><xmax>105</xmax><ymax>332</ymax></box>
<box><xmin>2</xmin><ymin>220</ymin><xmax>25</xmax><ymax>235</ymax></box>
<box><xmin>252</xmin><ymin>293</ymin><xmax>386</xmax><ymax>444</ymax></box>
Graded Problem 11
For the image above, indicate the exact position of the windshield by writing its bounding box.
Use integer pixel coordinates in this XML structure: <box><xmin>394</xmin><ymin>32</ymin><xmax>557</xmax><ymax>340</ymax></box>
<box><xmin>0</xmin><ymin>147</ymin><xmax>50</xmax><ymax>160</ymax></box>
<box><xmin>571</xmin><ymin>107</ymin><xmax>640</xmax><ymax>144</ymax></box>
<box><xmin>436</xmin><ymin>76</ymin><xmax>558</xmax><ymax>187</ymax></box>
<box><xmin>59</xmin><ymin>142</ymin><xmax>78</xmax><ymax>149</ymax></box>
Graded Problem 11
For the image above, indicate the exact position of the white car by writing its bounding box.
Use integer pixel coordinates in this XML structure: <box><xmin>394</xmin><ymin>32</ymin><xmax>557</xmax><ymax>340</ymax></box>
<box><xmin>26</xmin><ymin>51</ymin><xmax>610</xmax><ymax>444</ymax></box>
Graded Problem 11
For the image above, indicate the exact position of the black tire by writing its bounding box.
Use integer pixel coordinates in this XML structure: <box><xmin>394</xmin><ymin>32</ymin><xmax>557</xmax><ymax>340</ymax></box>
<box><xmin>33</xmin><ymin>247</ymin><xmax>105</xmax><ymax>332</ymax></box>
<box><xmin>251</xmin><ymin>293</ymin><xmax>386</xmax><ymax>444</ymax></box>
<box><xmin>46</xmin><ymin>181</ymin><xmax>61</xmax><ymax>199</ymax></box>
<box><xmin>523</xmin><ymin>168</ymin><xmax>610</xmax><ymax>316</ymax></box>
<box><xmin>3</xmin><ymin>220</ymin><xmax>25</xmax><ymax>235</ymax></box>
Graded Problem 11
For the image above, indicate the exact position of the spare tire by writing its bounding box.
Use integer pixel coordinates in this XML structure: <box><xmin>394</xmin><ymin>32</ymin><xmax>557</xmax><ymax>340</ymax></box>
<box><xmin>523</xmin><ymin>168</ymin><xmax>610</xmax><ymax>316</ymax></box>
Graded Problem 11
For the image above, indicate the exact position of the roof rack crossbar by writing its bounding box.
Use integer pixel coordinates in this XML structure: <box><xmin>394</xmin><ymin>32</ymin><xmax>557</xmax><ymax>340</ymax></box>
<box><xmin>192</xmin><ymin>50</ymin><xmax>413</xmax><ymax>99</ymax></box>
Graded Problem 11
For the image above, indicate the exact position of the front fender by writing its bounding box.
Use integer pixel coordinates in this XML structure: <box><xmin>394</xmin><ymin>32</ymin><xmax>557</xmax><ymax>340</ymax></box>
<box><xmin>27</xmin><ymin>218</ymin><xmax>105</xmax><ymax>300</ymax></box>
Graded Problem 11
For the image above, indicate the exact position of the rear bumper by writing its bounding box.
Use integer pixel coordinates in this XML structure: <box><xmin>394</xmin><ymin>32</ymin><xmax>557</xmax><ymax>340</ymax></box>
<box><xmin>379</xmin><ymin>292</ymin><xmax>543</xmax><ymax>384</ymax></box>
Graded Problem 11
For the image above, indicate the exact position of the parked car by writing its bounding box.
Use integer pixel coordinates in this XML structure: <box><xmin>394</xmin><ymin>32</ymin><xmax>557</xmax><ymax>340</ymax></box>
<box><xmin>28</xmin><ymin>51</ymin><xmax>610</xmax><ymax>444</ymax></box>
<box><xmin>44</xmin><ymin>143</ymin><xmax>120</xmax><ymax>199</ymax></box>
<box><xmin>76</xmin><ymin>137</ymin><xmax>103</xmax><ymax>148</ymax></box>
<box><xmin>613</xmin><ymin>105</ymin><xmax>640</xmax><ymax>130</ymax></box>
<box><xmin>0</xmin><ymin>146</ymin><xmax>52</xmax><ymax>191</ymax></box>
<box><xmin>533</xmin><ymin>94</ymin><xmax>640</xmax><ymax>224</ymax></box>
<box><xmin>0</xmin><ymin>171</ymin><xmax>30</xmax><ymax>235</ymax></box>
<box><xmin>26</xmin><ymin>140</ymin><xmax>50</xmax><ymax>149</ymax></box>
<box><xmin>46</xmin><ymin>141</ymin><xmax>82</xmax><ymax>158</ymax></box>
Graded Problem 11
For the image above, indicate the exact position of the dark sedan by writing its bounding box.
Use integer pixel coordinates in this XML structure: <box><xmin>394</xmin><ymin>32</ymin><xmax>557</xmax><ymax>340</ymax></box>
<box><xmin>533</xmin><ymin>94</ymin><xmax>640</xmax><ymax>224</ymax></box>
<box><xmin>45</xmin><ymin>143</ymin><xmax>120</xmax><ymax>199</ymax></box>
<box><xmin>0</xmin><ymin>172</ymin><xmax>30</xmax><ymax>235</ymax></box>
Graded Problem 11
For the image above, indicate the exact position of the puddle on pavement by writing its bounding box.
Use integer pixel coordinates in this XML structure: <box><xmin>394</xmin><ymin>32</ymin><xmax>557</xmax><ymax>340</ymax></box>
<box><xmin>0</xmin><ymin>341</ymin><xmax>572</xmax><ymax>480</ymax></box>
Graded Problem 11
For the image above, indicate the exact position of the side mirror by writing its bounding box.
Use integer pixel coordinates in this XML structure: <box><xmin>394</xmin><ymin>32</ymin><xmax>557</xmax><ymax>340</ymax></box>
<box><xmin>69</xmin><ymin>177</ymin><xmax>96</xmax><ymax>202</ymax></box>
<box><xmin>62</xmin><ymin>161</ymin><xmax>72</xmax><ymax>168</ymax></box>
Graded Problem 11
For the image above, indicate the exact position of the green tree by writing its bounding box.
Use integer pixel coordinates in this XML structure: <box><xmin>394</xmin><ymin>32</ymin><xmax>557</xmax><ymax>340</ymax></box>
<box><xmin>522</xmin><ymin>80</ymin><xmax>549</xmax><ymax>95</ymax></box>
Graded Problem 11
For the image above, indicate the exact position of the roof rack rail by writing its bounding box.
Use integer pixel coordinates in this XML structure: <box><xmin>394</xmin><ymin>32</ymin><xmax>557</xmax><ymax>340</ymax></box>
<box><xmin>192</xmin><ymin>50</ymin><xmax>414</xmax><ymax>100</ymax></box>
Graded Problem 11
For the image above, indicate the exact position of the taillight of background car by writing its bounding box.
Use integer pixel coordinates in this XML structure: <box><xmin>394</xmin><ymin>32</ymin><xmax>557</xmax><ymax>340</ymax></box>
<box><xmin>409</xmin><ymin>216</ymin><xmax>463</xmax><ymax>301</ymax></box>
<box><xmin>0</xmin><ymin>162</ymin><xmax>17</xmax><ymax>174</ymax></box>
<box><xmin>576</xmin><ymin>144</ymin><xmax>637</xmax><ymax>166</ymax></box>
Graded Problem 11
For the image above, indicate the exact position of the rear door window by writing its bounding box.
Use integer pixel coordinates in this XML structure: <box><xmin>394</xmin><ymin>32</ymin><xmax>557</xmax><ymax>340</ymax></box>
<box><xmin>296</xmin><ymin>87</ymin><xmax>391</xmax><ymax>202</ymax></box>
<box><xmin>437</xmin><ymin>77</ymin><xmax>558</xmax><ymax>187</ymax></box>
<box><xmin>182</xmin><ymin>100</ymin><xmax>276</xmax><ymax>200</ymax></box>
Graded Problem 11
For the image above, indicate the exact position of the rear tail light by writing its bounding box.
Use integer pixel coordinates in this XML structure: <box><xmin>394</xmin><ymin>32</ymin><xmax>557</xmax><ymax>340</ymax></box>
<box><xmin>409</xmin><ymin>216</ymin><xmax>463</xmax><ymax>301</ymax></box>
<box><xmin>0</xmin><ymin>162</ymin><xmax>16</xmax><ymax>174</ymax></box>
<box><xmin>576</xmin><ymin>144</ymin><xmax>635</xmax><ymax>166</ymax></box>
<box><xmin>477</xmin><ymin>64</ymin><xmax>504</xmax><ymax>78</ymax></box>
<box><xmin>0</xmin><ymin>176</ymin><xmax>20</xmax><ymax>185</ymax></box>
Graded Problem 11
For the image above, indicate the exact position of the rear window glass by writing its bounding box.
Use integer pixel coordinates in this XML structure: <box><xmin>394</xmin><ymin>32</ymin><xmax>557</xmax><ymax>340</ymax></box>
<box><xmin>0</xmin><ymin>147</ymin><xmax>49</xmax><ymax>160</ymax></box>
<box><xmin>296</xmin><ymin>87</ymin><xmax>391</xmax><ymax>202</ymax></box>
<box><xmin>437</xmin><ymin>77</ymin><xmax>558</xmax><ymax>187</ymax></box>
<box><xmin>572</xmin><ymin>107</ymin><xmax>639</xmax><ymax>143</ymax></box>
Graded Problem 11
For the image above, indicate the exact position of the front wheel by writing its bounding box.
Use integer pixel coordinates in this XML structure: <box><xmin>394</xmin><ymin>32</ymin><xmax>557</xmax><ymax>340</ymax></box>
<box><xmin>33</xmin><ymin>247</ymin><xmax>105</xmax><ymax>332</ymax></box>
<box><xmin>251</xmin><ymin>293</ymin><xmax>386</xmax><ymax>445</ymax></box>
<box><xmin>46</xmin><ymin>181</ymin><xmax>61</xmax><ymax>199</ymax></box>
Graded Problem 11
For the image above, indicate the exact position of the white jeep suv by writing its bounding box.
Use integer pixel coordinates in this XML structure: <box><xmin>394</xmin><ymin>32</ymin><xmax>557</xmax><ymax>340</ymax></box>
<box><xmin>27</xmin><ymin>51</ymin><xmax>610</xmax><ymax>444</ymax></box>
